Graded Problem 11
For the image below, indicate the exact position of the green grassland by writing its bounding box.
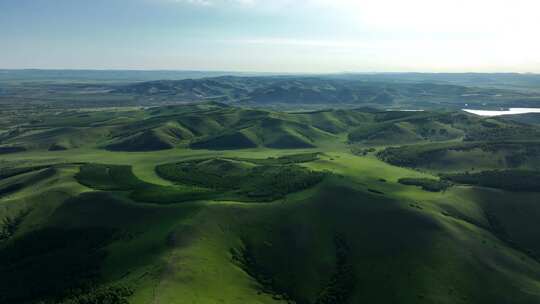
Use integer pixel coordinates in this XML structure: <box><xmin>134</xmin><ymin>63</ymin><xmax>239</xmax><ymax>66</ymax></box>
<box><xmin>1</xmin><ymin>103</ymin><xmax>540</xmax><ymax>304</ymax></box>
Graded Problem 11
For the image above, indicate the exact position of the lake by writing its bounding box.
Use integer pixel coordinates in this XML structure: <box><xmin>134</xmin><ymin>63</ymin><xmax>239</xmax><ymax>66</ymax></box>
<box><xmin>463</xmin><ymin>108</ymin><xmax>540</xmax><ymax>117</ymax></box>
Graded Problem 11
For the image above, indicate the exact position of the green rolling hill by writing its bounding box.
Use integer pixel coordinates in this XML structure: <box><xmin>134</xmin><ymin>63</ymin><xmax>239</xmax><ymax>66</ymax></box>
<box><xmin>1</xmin><ymin>103</ymin><xmax>540</xmax><ymax>304</ymax></box>
<box><xmin>7</xmin><ymin>102</ymin><xmax>539</xmax><ymax>153</ymax></box>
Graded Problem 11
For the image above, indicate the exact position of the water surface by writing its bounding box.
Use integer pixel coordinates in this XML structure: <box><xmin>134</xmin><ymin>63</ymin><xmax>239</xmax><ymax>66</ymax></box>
<box><xmin>463</xmin><ymin>108</ymin><xmax>540</xmax><ymax>117</ymax></box>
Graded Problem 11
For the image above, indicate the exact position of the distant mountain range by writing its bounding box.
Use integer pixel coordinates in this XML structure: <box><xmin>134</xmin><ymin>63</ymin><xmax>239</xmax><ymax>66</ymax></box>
<box><xmin>114</xmin><ymin>76</ymin><xmax>539</xmax><ymax>109</ymax></box>
<box><xmin>2</xmin><ymin>70</ymin><xmax>539</xmax><ymax>87</ymax></box>
<box><xmin>2</xmin><ymin>71</ymin><xmax>540</xmax><ymax>109</ymax></box>
<box><xmin>0</xmin><ymin>69</ymin><xmax>261</xmax><ymax>83</ymax></box>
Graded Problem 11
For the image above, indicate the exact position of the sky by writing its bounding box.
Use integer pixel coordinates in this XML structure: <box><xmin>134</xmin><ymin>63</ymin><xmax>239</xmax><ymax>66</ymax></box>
<box><xmin>1</xmin><ymin>0</ymin><xmax>539</xmax><ymax>73</ymax></box>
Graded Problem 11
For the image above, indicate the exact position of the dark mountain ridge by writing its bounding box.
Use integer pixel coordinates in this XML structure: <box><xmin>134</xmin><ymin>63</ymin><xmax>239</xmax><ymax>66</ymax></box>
<box><xmin>114</xmin><ymin>76</ymin><xmax>533</xmax><ymax>108</ymax></box>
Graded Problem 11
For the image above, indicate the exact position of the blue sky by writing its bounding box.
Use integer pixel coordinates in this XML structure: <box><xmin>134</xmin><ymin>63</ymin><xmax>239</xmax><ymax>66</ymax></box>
<box><xmin>1</xmin><ymin>0</ymin><xmax>539</xmax><ymax>72</ymax></box>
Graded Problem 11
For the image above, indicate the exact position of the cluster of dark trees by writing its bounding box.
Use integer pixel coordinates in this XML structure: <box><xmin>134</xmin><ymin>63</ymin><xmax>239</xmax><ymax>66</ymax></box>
<box><xmin>499</xmin><ymin>144</ymin><xmax>540</xmax><ymax>167</ymax></box>
<box><xmin>398</xmin><ymin>178</ymin><xmax>452</xmax><ymax>192</ymax></box>
<box><xmin>244</xmin><ymin>165</ymin><xmax>326</xmax><ymax>200</ymax></box>
<box><xmin>465</xmin><ymin>125</ymin><xmax>540</xmax><ymax>142</ymax></box>
<box><xmin>157</xmin><ymin>159</ymin><xmax>327</xmax><ymax>201</ymax></box>
<box><xmin>315</xmin><ymin>236</ymin><xmax>355</xmax><ymax>304</ymax></box>
<box><xmin>419</xmin><ymin>128</ymin><xmax>450</xmax><ymax>138</ymax></box>
<box><xmin>237</xmin><ymin>153</ymin><xmax>321</xmax><ymax>165</ymax></box>
<box><xmin>59</xmin><ymin>286</ymin><xmax>133</xmax><ymax>304</ymax></box>
<box><xmin>443</xmin><ymin>170</ymin><xmax>540</xmax><ymax>192</ymax></box>
<box><xmin>378</xmin><ymin>141</ymin><xmax>540</xmax><ymax>169</ymax></box>
<box><xmin>0</xmin><ymin>208</ymin><xmax>30</xmax><ymax>240</ymax></box>
<box><xmin>231</xmin><ymin>235</ymin><xmax>355</xmax><ymax>304</ymax></box>
<box><xmin>156</xmin><ymin>160</ymin><xmax>239</xmax><ymax>189</ymax></box>
<box><xmin>351</xmin><ymin>147</ymin><xmax>376</xmax><ymax>156</ymax></box>
<box><xmin>377</xmin><ymin>145</ymin><xmax>449</xmax><ymax>168</ymax></box>
<box><xmin>231</xmin><ymin>241</ymin><xmax>296</xmax><ymax>304</ymax></box>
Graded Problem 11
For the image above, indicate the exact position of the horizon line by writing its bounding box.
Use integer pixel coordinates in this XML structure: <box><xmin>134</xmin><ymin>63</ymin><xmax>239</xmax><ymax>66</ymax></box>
<box><xmin>0</xmin><ymin>68</ymin><xmax>538</xmax><ymax>76</ymax></box>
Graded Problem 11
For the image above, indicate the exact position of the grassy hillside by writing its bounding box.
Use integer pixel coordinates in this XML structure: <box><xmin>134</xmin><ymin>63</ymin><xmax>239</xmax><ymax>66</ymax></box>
<box><xmin>1</xmin><ymin>103</ymin><xmax>540</xmax><ymax>304</ymax></box>
<box><xmin>6</xmin><ymin>102</ymin><xmax>539</xmax><ymax>153</ymax></box>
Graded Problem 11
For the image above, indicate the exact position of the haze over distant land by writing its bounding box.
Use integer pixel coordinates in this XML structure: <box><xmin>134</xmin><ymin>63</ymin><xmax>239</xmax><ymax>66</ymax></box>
<box><xmin>1</xmin><ymin>0</ymin><xmax>539</xmax><ymax>72</ymax></box>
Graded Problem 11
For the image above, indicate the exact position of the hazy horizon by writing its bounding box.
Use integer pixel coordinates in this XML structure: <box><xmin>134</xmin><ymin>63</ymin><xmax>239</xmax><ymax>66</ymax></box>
<box><xmin>1</xmin><ymin>0</ymin><xmax>540</xmax><ymax>73</ymax></box>
<box><xmin>2</xmin><ymin>69</ymin><xmax>539</xmax><ymax>76</ymax></box>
